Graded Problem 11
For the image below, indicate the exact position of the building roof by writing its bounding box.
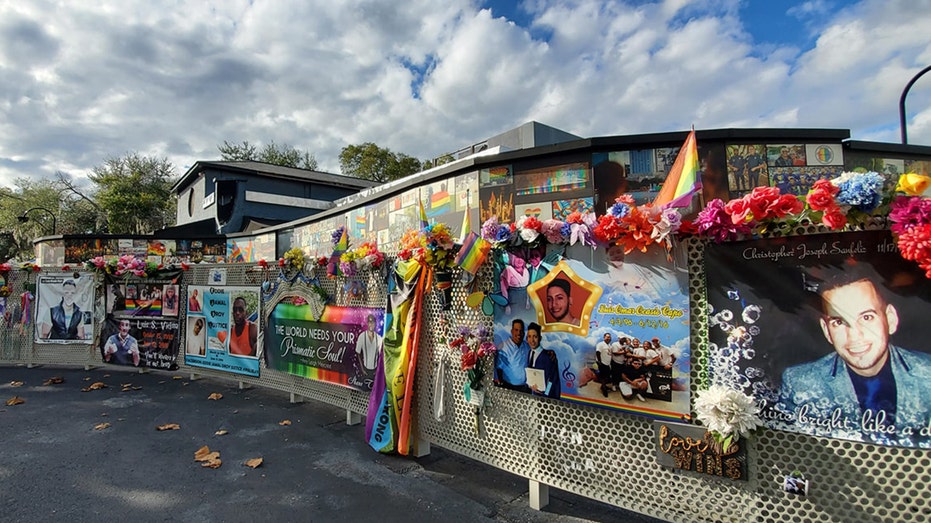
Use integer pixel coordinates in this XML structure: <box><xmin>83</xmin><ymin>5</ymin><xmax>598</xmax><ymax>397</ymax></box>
<box><xmin>171</xmin><ymin>160</ymin><xmax>379</xmax><ymax>194</ymax></box>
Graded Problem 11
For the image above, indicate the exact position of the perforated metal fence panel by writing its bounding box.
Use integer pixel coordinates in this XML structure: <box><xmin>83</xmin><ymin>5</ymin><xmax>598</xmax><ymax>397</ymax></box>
<box><xmin>3</xmin><ymin>230</ymin><xmax>931</xmax><ymax>522</ymax></box>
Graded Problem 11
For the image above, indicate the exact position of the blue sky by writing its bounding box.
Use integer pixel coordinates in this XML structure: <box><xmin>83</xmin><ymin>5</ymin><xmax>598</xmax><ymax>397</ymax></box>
<box><xmin>0</xmin><ymin>0</ymin><xmax>928</xmax><ymax>187</ymax></box>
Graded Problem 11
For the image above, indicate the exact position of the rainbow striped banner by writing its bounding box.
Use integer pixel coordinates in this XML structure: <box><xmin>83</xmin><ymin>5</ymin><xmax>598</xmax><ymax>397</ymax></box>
<box><xmin>653</xmin><ymin>129</ymin><xmax>702</xmax><ymax>208</ymax></box>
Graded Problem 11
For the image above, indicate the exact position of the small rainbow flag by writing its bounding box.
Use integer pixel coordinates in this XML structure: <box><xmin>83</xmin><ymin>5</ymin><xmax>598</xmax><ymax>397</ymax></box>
<box><xmin>418</xmin><ymin>199</ymin><xmax>429</xmax><ymax>229</ymax></box>
<box><xmin>653</xmin><ymin>128</ymin><xmax>702</xmax><ymax>209</ymax></box>
<box><xmin>454</xmin><ymin>231</ymin><xmax>491</xmax><ymax>275</ymax></box>
<box><xmin>334</xmin><ymin>227</ymin><xmax>349</xmax><ymax>251</ymax></box>
<box><xmin>328</xmin><ymin>227</ymin><xmax>349</xmax><ymax>277</ymax></box>
<box><xmin>459</xmin><ymin>189</ymin><xmax>472</xmax><ymax>244</ymax></box>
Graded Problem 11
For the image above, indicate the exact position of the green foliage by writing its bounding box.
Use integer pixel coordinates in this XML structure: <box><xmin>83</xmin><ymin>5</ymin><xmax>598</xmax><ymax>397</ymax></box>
<box><xmin>218</xmin><ymin>140</ymin><xmax>318</xmax><ymax>170</ymax></box>
<box><xmin>88</xmin><ymin>153</ymin><xmax>177</xmax><ymax>235</ymax></box>
<box><xmin>339</xmin><ymin>142</ymin><xmax>422</xmax><ymax>183</ymax></box>
<box><xmin>0</xmin><ymin>178</ymin><xmax>100</xmax><ymax>259</ymax></box>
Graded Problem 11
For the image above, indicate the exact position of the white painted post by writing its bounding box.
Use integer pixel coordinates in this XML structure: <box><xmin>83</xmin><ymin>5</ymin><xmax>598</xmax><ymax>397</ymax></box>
<box><xmin>529</xmin><ymin>479</ymin><xmax>550</xmax><ymax>510</ymax></box>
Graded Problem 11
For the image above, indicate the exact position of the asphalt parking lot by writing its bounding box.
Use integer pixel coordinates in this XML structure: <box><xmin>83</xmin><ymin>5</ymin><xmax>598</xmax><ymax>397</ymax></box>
<box><xmin>0</xmin><ymin>364</ymin><xmax>664</xmax><ymax>523</ymax></box>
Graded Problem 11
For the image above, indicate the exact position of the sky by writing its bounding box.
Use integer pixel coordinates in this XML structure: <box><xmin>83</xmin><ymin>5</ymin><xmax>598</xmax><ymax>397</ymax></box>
<box><xmin>1</xmin><ymin>0</ymin><xmax>930</xmax><ymax>190</ymax></box>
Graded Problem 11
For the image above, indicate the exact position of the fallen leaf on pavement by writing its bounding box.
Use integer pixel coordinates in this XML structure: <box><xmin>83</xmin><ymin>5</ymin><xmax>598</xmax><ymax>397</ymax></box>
<box><xmin>156</xmin><ymin>423</ymin><xmax>181</xmax><ymax>431</ymax></box>
<box><xmin>215</xmin><ymin>429</ymin><xmax>229</xmax><ymax>436</ymax></box>
<box><xmin>244</xmin><ymin>458</ymin><xmax>263</xmax><ymax>469</ymax></box>
<box><xmin>10</xmin><ymin>381</ymin><xmax>23</xmax><ymax>387</ymax></box>
<box><xmin>94</xmin><ymin>422</ymin><xmax>111</xmax><ymax>430</ymax></box>
<box><xmin>194</xmin><ymin>446</ymin><xmax>221</xmax><ymax>464</ymax></box>
<box><xmin>172</xmin><ymin>376</ymin><xmax>183</xmax><ymax>380</ymax></box>
<box><xmin>278</xmin><ymin>420</ymin><xmax>291</xmax><ymax>426</ymax></box>
<box><xmin>208</xmin><ymin>393</ymin><xmax>223</xmax><ymax>400</ymax></box>
<box><xmin>43</xmin><ymin>377</ymin><xmax>64</xmax><ymax>385</ymax></box>
<box><xmin>6</xmin><ymin>396</ymin><xmax>25</xmax><ymax>406</ymax></box>
<box><xmin>201</xmin><ymin>458</ymin><xmax>222</xmax><ymax>469</ymax></box>
<box><xmin>81</xmin><ymin>382</ymin><xmax>107</xmax><ymax>392</ymax></box>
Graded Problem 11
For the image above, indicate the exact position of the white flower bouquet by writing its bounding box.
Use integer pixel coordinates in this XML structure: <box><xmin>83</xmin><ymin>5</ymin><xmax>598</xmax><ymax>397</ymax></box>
<box><xmin>694</xmin><ymin>384</ymin><xmax>763</xmax><ymax>453</ymax></box>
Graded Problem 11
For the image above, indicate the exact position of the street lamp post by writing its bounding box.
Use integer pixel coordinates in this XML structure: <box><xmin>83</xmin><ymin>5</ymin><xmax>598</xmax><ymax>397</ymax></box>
<box><xmin>899</xmin><ymin>64</ymin><xmax>931</xmax><ymax>145</ymax></box>
<box><xmin>18</xmin><ymin>207</ymin><xmax>57</xmax><ymax>235</ymax></box>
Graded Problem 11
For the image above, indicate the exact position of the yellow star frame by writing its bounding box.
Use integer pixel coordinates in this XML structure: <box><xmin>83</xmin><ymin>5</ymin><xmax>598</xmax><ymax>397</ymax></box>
<box><xmin>527</xmin><ymin>259</ymin><xmax>603</xmax><ymax>337</ymax></box>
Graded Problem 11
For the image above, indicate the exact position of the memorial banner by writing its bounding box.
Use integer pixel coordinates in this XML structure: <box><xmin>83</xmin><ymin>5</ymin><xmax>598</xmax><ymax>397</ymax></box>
<box><xmin>184</xmin><ymin>285</ymin><xmax>261</xmax><ymax>377</ymax></box>
<box><xmin>100</xmin><ymin>271</ymin><xmax>181</xmax><ymax>369</ymax></box>
<box><xmin>35</xmin><ymin>273</ymin><xmax>94</xmax><ymax>344</ymax></box>
<box><xmin>493</xmin><ymin>245</ymin><xmax>691</xmax><ymax>421</ymax></box>
<box><xmin>265</xmin><ymin>297</ymin><xmax>384</xmax><ymax>392</ymax></box>
<box><xmin>705</xmin><ymin>230</ymin><xmax>931</xmax><ymax>448</ymax></box>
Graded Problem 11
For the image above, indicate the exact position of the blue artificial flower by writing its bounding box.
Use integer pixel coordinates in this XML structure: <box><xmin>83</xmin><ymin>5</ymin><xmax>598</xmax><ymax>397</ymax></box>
<box><xmin>835</xmin><ymin>171</ymin><xmax>884</xmax><ymax>212</ymax></box>
<box><xmin>560</xmin><ymin>222</ymin><xmax>572</xmax><ymax>239</ymax></box>
<box><xmin>494</xmin><ymin>225</ymin><xmax>512</xmax><ymax>242</ymax></box>
<box><xmin>608</xmin><ymin>202</ymin><xmax>631</xmax><ymax>218</ymax></box>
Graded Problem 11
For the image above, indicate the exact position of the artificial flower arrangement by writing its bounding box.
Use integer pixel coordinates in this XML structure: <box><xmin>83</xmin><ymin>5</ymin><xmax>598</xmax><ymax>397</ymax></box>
<box><xmin>693</xmin><ymin>384</ymin><xmax>764</xmax><ymax>454</ymax></box>
<box><xmin>398</xmin><ymin>222</ymin><xmax>456</xmax><ymax>270</ymax></box>
<box><xmin>0</xmin><ymin>262</ymin><xmax>10</xmax><ymax>297</ymax></box>
<box><xmin>279</xmin><ymin>247</ymin><xmax>305</xmax><ymax>272</ymax></box>
<box><xmin>483</xmin><ymin>200</ymin><xmax>683</xmax><ymax>256</ymax></box>
<box><xmin>85</xmin><ymin>255</ymin><xmax>160</xmax><ymax>277</ymax></box>
<box><xmin>449</xmin><ymin>323</ymin><xmax>497</xmax><ymax>434</ymax></box>
<box><xmin>450</xmin><ymin>324</ymin><xmax>497</xmax><ymax>391</ymax></box>
<box><xmin>339</xmin><ymin>241</ymin><xmax>385</xmax><ymax>276</ymax></box>
<box><xmin>480</xmin><ymin>171</ymin><xmax>931</xmax><ymax>277</ymax></box>
<box><xmin>888</xmin><ymin>173</ymin><xmax>931</xmax><ymax>277</ymax></box>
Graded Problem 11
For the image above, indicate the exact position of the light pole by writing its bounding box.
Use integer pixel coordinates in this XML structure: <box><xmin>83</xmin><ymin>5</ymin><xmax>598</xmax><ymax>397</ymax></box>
<box><xmin>18</xmin><ymin>207</ymin><xmax>57</xmax><ymax>235</ymax></box>
<box><xmin>899</xmin><ymin>64</ymin><xmax>931</xmax><ymax>144</ymax></box>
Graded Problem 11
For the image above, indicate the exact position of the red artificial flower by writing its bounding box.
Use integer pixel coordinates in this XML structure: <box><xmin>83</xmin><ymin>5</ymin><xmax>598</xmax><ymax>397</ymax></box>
<box><xmin>821</xmin><ymin>207</ymin><xmax>848</xmax><ymax>230</ymax></box>
<box><xmin>316</xmin><ymin>256</ymin><xmax>328</xmax><ymax>266</ymax></box>
<box><xmin>806</xmin><ymin>181</ymin><xmax>838</xmax><ymax>212</ymax></box>
<box><xmin>522</xmin><ymin>215</ymin><xmax>543</xmax><ymax>231</ymax></box>
<box><xmin>258</xmin><ymin>259</ymin><xmax>269</xmax><ymax>269</ymax></box>
<box><xmin>61</xmin><ymin>265</ymin><xmax>71</xmax><ymax>272</ymax></box>
<box><xmin>767</xmin><ymin>194</ymin><xmax>805</xmax><ymax>218</ymax></box>
<box><xmin>678</xmin><ymin>219</ymin><xmax>699</xmax><ymax>235</ymax></box>
<box><xmin>565</xmin><ymin>212</ymin><xmax>584</xmax><ymax>224</ymax></box>
<box><xmin>32</xmin><ymin>265</ymin><xmax>41</xmax><ymax>273</ymax></box>
<box><xmin>724</xmin><ymin>197</ymin><xmax>753</xmax><ymax>225</ymax></box>
<box><xmin>897</xmin><ymin>224</ymin><xmax>931</xmax><ymax>264</ymax></box>
<box><xmin>278</xmin><ymin>258</ymin><xmax>286</xmax><ymax>268</ymax></box>
<box><xmin>460</xmin><ymin>350</ymin><xmax>478</xmax><ymax>371</ymax></box>
<box><xmin>592</xmin><ymin>215</ymin><xmax>623</xmax><ymax>244</ymax></box>
<box><xmin>181</xmin><ymin>263</ymin><xmax>190</xmax><ymax>271</ymax></box>
<box><xmin>616</xmin><ymin>208</ymin><xmax>655</xmax><ymax>254</ymax></box>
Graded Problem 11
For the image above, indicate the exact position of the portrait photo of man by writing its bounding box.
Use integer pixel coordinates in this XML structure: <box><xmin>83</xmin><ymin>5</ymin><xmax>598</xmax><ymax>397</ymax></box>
<box><xmin>40</xmin><ymin>279</ymin><xmax>86</xmax><ymax>340</ymax></box>
<box><xmin>545</xmin><ymin>277</ymin><xmax>580</xmax><ymax>327</ymax></box>
<box><xmin>102</xmin><ymin>319</ymin><xmax>140</xmax><ymax>366</ymax></box>
<box><xmin>228</xmin><ymin>296</ymin><xmax>258</xmax><ymax>357</ymax></box>
<box><xmin>704</xmin><ymin>231</ymin><xmax>931</xmax><ymax>448</ymax></box>
<box><xmin>779</xmin><ymin>266</ymin><xmax>931</xmax><ymax>438</ymax></box>
<box><xmin>36</xmin><ymin>276</ymin><xmax>93</xmax><ymax>344</ymax></box>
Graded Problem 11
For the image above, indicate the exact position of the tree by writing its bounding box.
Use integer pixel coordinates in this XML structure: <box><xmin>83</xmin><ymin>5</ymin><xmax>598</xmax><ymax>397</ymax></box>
<box><xmin>339</xmin><ymin>143</ymin><xmax>423</xmax><ymax>183</ymax></box>
<box><xmin>88</xmin><ymin>153</ymin><xmax>177</xmax><ymax>235</ymax></box>
<box><xmin>218</xmin><ymin>140</ymin><xmax>318</xmax><ymax>170</ymax></box>
<box><xmin>0</xmin><ymin>178</ymin><xmax>97</xmax><ymax>259</ymax></box>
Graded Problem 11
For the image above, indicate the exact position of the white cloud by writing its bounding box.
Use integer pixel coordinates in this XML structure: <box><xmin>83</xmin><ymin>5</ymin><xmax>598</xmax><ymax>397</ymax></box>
<box><xmin>0</xmin><ymin>0</ymin><xmax>929</xmax><ymax>189</ymax></box>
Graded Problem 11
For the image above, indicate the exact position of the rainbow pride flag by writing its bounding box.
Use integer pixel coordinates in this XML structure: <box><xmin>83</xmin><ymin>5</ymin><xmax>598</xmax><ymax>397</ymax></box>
<box><xmin>653</xmin><ymin>129</ymin><xmax>702</xmax><ymax>208</ymax></box>
<box><xmin>454</xmin><ymin>232</ymin><xmax>490</xmax><ymax>275</ymax></box>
